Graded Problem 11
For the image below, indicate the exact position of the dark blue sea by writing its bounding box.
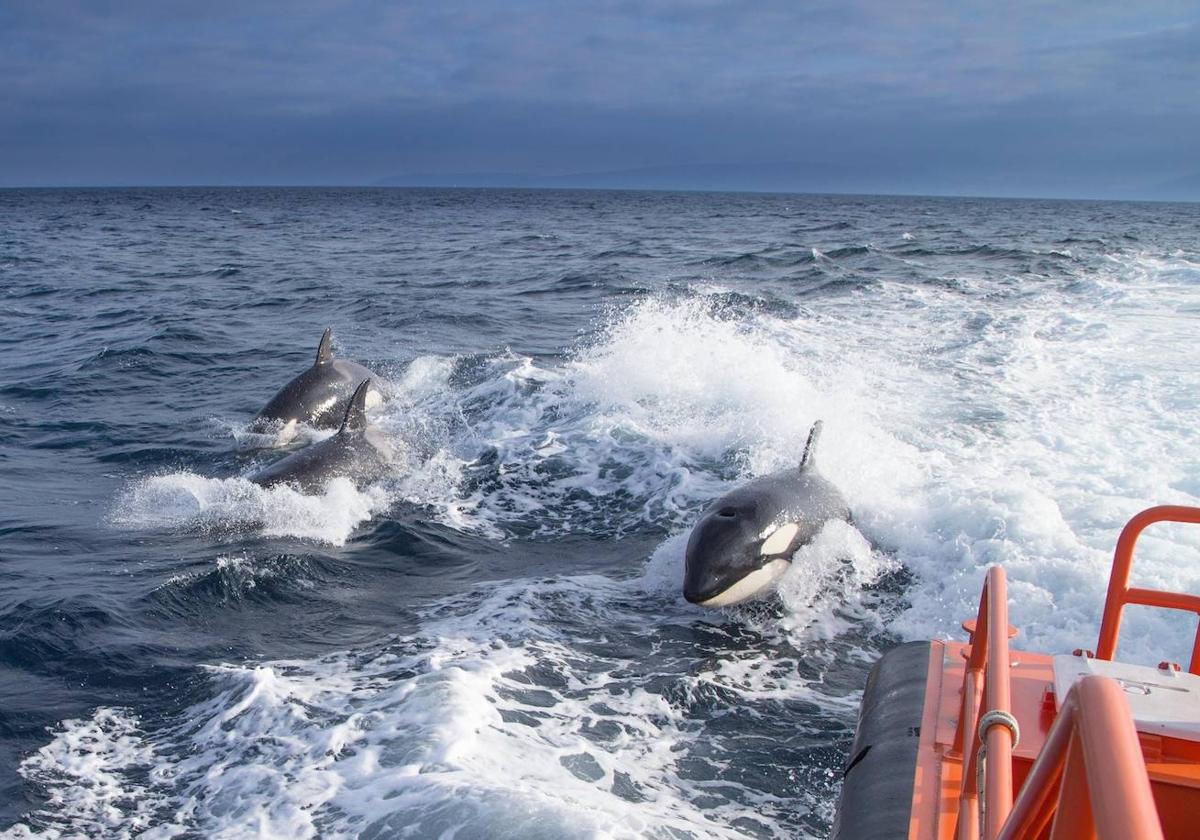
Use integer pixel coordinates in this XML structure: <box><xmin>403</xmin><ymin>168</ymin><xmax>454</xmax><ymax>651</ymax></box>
<box><xmin>2</xmin><ymin>188</ymin><xmax>1198</xmax><ymax>838</ymax></box>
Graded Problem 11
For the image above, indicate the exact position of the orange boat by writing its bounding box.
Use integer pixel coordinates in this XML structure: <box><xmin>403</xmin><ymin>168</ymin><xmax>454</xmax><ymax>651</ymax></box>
<box><xmin>832</xmin><ymin>505</ymin><xmax>1200</xmax><ymax>840</ymax></box>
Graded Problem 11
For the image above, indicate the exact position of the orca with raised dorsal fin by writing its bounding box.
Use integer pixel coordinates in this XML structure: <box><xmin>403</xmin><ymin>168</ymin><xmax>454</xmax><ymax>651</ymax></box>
<box><xmin>251</xmin><ymin>327</ymin><xmax>381</xmax><ymax>432</ymax></box>
<box><xmin>249</xmin><ymin>379</ymin><xmax>393</xmax><ymax>491</ymax></box>
<box><xmin>682</xmin><ymin>420</ymin><xmax>852</xmax><ymax>607</ymax></box>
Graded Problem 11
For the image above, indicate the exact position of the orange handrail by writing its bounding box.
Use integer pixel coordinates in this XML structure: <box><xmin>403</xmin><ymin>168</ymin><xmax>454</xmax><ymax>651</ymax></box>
<box><xmin>997</xmin><ymin>676</ymin><xmax>1164</xmax><ymax>840</ymax></box>
<box><xmin>955</xmin><ymin>566</ymin><xmax>1017</xmax><ymax>840</ymax></box>
<box><xmin>1095</xmin><ymin>505</ymin><xmax>1200</xmax><ymax>673</ymax></box>
<box><xmin>944</xmin><ymin>509</ymin><xmax>1198</xmax><ymax>839</ymax></box>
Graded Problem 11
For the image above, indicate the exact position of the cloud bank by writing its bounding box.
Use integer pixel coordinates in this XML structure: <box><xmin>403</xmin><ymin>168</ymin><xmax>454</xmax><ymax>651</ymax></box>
<box><xmin>2</xmin><ymin>1</ymin><xmax>1197</xmax><ymax>197</ymax></box>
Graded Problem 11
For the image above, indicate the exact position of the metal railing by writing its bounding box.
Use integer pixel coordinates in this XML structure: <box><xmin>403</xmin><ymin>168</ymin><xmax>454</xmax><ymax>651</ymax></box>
<box><xmin>1095</xmin><ymin>505</ymin><xmax>1200</xmax><ymax>673</ymax></box>
<box><xmin>951</xmin><ymin>501</ymin><xmax>1200</xmax><ymax>840</ymax></box>
<box><xmin>997</xmin><ymin>676</ymin><xmax>1163</xmax><ymax>840</ymax></box>
<box><xmin>954</xmin><ymin>566</ymin><xmax>1017</xmax><ymax>840</ymax></box>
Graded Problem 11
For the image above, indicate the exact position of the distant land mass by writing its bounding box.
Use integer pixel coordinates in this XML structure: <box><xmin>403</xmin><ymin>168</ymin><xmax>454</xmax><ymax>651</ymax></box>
<box><xmin>374</xmin><ymin>163</ymin><xmax>856</xmax><ymax>193</ymax></box>
<box><xmin>374</xmin><ymin>162</ymin><xmax>1199</xmax><ymax>203</ymax></box>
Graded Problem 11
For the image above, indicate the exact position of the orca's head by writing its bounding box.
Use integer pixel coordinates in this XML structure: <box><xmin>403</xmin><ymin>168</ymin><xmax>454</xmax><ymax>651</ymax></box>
<box><xmin>683</xmin><ymin>503</ymin><xmax>792</xmax><ymax>607</ymax></box>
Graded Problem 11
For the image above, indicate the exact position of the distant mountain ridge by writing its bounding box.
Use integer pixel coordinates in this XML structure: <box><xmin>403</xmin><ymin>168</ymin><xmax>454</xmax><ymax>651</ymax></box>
<box><xmin>374</xmin><ymin>163</ymin><xmax>1200</xmax><ymax>202</ymax></box>
<box><xmin>374</xmin><ymin>163</ymin><xmax>854</xmax><ymax>193</ymax></box>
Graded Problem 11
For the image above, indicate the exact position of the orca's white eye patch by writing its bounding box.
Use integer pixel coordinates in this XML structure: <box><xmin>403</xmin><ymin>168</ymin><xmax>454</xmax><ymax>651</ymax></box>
<box><xmin>760</xmin><ymin>522</ymin><xmax>800</xmax><ymax>556</ymax></box>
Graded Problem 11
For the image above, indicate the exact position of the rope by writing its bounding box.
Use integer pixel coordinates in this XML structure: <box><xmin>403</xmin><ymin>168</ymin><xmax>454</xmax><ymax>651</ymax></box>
<box><xmin>976</xmin><ymin>710</ymin><xmax>1021</xmax><ymax>833</ymax></box>
<box><xmin>978</xmin><ymin>709</ymin><xmax>1021</xmax><ymax>749</ymax></box>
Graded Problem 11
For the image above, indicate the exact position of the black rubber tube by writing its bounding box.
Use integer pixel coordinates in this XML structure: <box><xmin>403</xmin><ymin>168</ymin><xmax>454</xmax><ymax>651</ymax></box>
<box><xmin>831</xmin><ymin>641</ymin><xmax>932</xmax><ymax>840</ymax></box>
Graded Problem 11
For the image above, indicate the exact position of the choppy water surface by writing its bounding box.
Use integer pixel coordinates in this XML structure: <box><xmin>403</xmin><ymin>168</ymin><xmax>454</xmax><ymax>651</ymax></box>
<box><xmin>1</xmin><ymin>188</ymin><xmax>1198</xmax><ymax>838</ymax></box>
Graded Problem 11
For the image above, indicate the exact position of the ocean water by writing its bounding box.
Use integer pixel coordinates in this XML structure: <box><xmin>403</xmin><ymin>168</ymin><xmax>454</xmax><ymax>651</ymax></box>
<box><xmin>0</xmin><ymin>187</ymin><xmax>1198</xmax><ymax>838</ymax></box>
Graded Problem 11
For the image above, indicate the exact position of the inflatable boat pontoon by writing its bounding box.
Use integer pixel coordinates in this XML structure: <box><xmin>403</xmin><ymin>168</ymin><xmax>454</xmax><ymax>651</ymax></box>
<box><xmin>833</xmin><ymin>505</ymin><xmax>1200</xmax><ymax>840</ymax></box>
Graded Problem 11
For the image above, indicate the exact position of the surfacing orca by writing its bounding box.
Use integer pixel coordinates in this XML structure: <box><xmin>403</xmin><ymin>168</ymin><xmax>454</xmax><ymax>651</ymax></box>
<box><xmin>683</xmin><ymin>421</ymin><xmax>851</xmax><ymax>607</ymax></box>
<box><xmin>252</xmin><ymin>328</ymin><xmax>380</xmax><ymax>432</ymax></box>
<box><xmin>249</xmin><ymin>379</ymin><xmax>392</xmax><ymax>491</ymax></box>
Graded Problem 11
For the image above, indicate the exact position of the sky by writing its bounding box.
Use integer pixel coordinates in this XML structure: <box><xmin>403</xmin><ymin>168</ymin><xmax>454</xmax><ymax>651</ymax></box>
<box><xmin>2</xmin><ymin>1</ymin><xmax>1198</xmax><ymax>199</ymax></box>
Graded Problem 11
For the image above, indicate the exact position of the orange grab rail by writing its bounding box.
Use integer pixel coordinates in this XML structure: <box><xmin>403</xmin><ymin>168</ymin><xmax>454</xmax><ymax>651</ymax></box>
<box><xmin>997</xmin><ymin>675</ymin><xmax>1164</xmax><ymax>840</ymax></box>
<box><xmin>954</xmin><ymin>566</ymin><xmax>1016</xmax><ymax>840</ymax></box>
<box><xmin>1095</xmin><ymin>505</ymin><xmax>1200</xmax><ymax>674</ymax></box>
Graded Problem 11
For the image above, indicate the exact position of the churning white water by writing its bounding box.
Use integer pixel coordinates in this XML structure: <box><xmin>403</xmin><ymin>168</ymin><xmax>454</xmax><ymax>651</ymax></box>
<box><xmin>8</xmin><ymin>190</ymin><xmax>1199</xmax><ymax>839</ymax></box>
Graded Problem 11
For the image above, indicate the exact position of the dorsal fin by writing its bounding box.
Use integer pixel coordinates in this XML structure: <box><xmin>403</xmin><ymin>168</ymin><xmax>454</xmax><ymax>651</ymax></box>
<box><xmin>314</xmin><ymin>328</ymin><xmax>334</xmax><ymax>366</ymax></box>
<box><xmin>800</xmin><ymin>420</ymin><xmax>823</xmax><ymax>470</ymax></box>
<box><xmin>339</xmin><ymin>379</ymin><xmax>372</xmax><ymax>434</ymax></box>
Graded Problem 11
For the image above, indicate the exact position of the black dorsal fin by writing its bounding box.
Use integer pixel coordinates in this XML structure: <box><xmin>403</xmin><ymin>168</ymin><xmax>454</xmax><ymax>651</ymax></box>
<box><xmin>339</xmin><ymin>379</ymin><xmax>371</xmax><ymax>434</ymax></box>
<box><xmin>800</xmin><ymin>420</ymin><xmax>823</xmax><ymax>470</ymax></box>
<box><xmin>314</xmin><ymin>328</ymin><xmax>334</xmax><ymax>366</ymax></box>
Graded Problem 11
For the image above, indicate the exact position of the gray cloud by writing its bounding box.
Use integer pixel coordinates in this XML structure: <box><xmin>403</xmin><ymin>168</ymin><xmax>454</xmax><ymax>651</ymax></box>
<box><xmin>1</xmin><ymin>1</ymin><xmax>1197</xmax><ymax>197</ymax></box>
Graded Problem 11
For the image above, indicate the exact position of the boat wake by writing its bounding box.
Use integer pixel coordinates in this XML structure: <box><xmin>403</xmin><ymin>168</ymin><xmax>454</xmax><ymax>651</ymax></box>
<box><xmin>15</xmin><ymin>558</ymin><xmax>890</xmax><ymax>839</ymax></box>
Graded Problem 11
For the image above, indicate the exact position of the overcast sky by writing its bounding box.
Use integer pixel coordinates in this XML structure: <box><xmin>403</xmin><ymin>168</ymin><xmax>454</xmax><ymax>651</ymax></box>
<box><xmin>2</xmin><ymin>1</ymin><xmax>1197</xmax><ymax>198</ymax></box>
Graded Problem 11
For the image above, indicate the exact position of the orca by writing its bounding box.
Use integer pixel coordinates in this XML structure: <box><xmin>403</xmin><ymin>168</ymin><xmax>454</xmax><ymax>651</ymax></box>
<box><xmin>683</xmin><ymin>421</ymin><xmax>851</xmax><ymax>607</ymax></box>
<box><xmin>249</xmin><ymin>379</ymin><xmax>392</xmax><ymax>491</ymax></box>
<box><xmin>251</xmin><ymin>328</ymin><xmax>381</xmax><ymax>432</ymax></box>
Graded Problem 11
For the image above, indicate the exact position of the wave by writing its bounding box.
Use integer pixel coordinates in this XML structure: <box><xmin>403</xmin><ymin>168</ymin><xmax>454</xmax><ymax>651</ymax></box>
<box><xmin>821</xmin><ymin>245</ymin><xmax>871</xmax><ymax>260</ymax></box>
<box><xmin>8</xmin><ymin>190</ymin><xmax>1200</xmax><ymax>838</ymax></box>
<box><xmin>103</xmin><ymin>265</ymin><xmax>1200</xmax><ymax>664</ymax></box>
<box><xmin>111</xmin><ymin>473</ymin><xmax>392</xmax><ymax>546</ymax></box>
<box><xmin>147</xmin><ymin>553</ymin><xmax>339</xmax><ymax>614</ymax></box>
<box><xmin>697</xmin><ymin>248</ymin><xmax>840</xmax><ymax>270</ymax></box>
<box><xmin>0</xmin><ymin>598</ymin><xmax>130</xmax><ymax>674</ymax></box>
<box><xmin>13</xmin><ymin>541</ymin><xmax>895</xmax><ymax>838</ymax></box>
<box><xmin>792</xmin><ymin>221</ymin><xmax>854</xmax><ymax>232</ymax></box>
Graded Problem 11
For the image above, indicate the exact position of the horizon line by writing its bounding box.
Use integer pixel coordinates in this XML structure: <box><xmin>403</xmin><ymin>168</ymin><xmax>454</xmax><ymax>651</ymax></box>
<box><xmin>0</xmin><ymin>182</ymin><xmax>1196</xmax><ymax>205</ymax></box>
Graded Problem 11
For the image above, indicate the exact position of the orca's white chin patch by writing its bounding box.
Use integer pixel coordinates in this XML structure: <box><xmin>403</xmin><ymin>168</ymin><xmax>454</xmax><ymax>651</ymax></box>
<box><xmin>697</xmin><ymin>558</ymin><xmax>791</xmax><ymax>607</ymax></box>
